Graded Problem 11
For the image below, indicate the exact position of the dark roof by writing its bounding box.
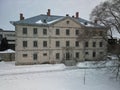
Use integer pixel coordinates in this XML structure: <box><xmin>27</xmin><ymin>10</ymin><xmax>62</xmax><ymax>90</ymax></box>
<box><xmin>10</xmin><ymin>14</ymin><xmax>104</xmax><ymax>28</ymax></box>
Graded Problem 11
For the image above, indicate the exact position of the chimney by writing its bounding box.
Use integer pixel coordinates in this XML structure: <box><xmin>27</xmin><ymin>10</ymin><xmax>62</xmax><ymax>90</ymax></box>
<box><xmin>76</xmin><ymin>12</ymin><xmax>79</xmax><ymax>19</ymax></box>
<box><xmin>20</xmin><ymin>13</ymin><xmax>24</xmax><ymax>20</ymax></box>
<box><xmin>47</xmin><ymin>9</ymin><xmax>51</xmax><ymax>16</ymax></box>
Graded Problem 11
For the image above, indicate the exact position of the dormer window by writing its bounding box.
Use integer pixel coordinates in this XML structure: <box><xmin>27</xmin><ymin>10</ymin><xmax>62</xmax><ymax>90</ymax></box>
<box><xmin>84</xmin><ymin>22</ymin><xmax>88</xmax><ymax>25</ymax></box>
<box><xmin>43</xmin><ymin>19</ymin><xmax>47</xmax><ymax>23</ymax></box>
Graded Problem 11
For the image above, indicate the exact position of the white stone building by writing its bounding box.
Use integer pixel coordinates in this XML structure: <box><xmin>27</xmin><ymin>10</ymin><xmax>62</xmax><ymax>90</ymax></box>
<box><xmin>11</xmin><ymin>9</ymin><xmax>107</xmax><ymax>65</ymax></box>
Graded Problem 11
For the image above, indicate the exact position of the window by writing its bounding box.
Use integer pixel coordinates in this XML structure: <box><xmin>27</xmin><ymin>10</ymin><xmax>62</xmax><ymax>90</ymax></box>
<box><xmin>93</xmin><ymin>52</ymin><xmax>96</xmax><ymax>57</ymax></box>
<box><xmin>23</xmin><ymin>41</ymin><xmax>27</xmax><ymax>47</ymax></box>
<box><xmin>23</xmin><ymin>54</ymin><xmax>28</xmax><ymax>57</ymax></box>
<box><xmin>93</xmin><ymin>42</ymin><xmax>96</xmax><ymax>47</ymax></box>
<box><xmin>56</xmin><ymin>29</ymin><xmax>60</xmax><ymax>35</ymax></box>
<box><xmin>66</xmin><ymin>52</ymin><xmax>70</xmax><ymax>60</ymax></box>
<box><xmin>43</xmin><ymin>53</ymin><xmax>47</xmax><ymax>56</ymax></box>
<box><xmin>66</xmin><ymin>29</ymin><xmax>70</xmax><ymax>35</ymax></box>
<box><xmin>66</xmin><ymin>21</ymin><xmax>70</xmax><ymax>24</ymax></box>
<box><xmin>76</xmin><ymin>30</ymin><xmax>79</xmax><ymax>35</ymax></box>
<box><xmin>33</xmin><ymin>53</ymin><xmax>38</xmax><ymax>60</ymax></box>
<box><xmin>56</xmin><ymin>53</ymin><xmax>60</xmax><ymax>59</ymax></box>
<box><xmin>99</xmin><ymin>31</ymin><xmax>103</xmax><ymax>36</ymax></box>
<box><xmin>76</xmin><ymin>52</ymin><xmax>79</xmax><ymax>58</ymax></box>
<box><xmin>85</xmin><ymin>52</ymin><xmax>89</xmax><ymax>55</ymax></box>
<box><xmin>99</xmin><ymin>42</ymin><xmax>103</xmax><ymax>47</ymax></box>
<box><xmin>56</xmin><ymin>41</ymin><xmax>60</xmax><ymax>47</ymax></box>
<box><xmin>43</xmin><ymin>29</ymin><xmax>47</xmax><ymax>35</ymax></box>
<box><xmin>85</xmin><ymin>41</ymin><xmax>88</xmax><ymax>47</ymax></box>
<box><xmin>33</xmin><ymin>28</ymin><xmax>37</xmax><ymax>35</ymax></box>
<box><xmin>75</xmin><ymin>41</ymin><xmax>79</xmax><ymax>47</ymax></box>
<box><xmin>43</xmin><ymin>41</ymin><xmax>47</xmax><ymax>47</ymax></box>
<box><xmin>66</xmin><ymin>41</ymin><xmax>70</xmax><ymax>47</ymax></box>
<box><xmin>23</xmin><ymin>28</ymin><xmax>27</xmax><ymax>34</ymax></box>
<box><xmin>33</xmin><ymin>41</ymin><xmax>38</xmax><ymax>47</ymax></box>
<box><xmin>100</xmin><ymin>52</ymin><xmax>103</xmax><ymax>55</ymax></box>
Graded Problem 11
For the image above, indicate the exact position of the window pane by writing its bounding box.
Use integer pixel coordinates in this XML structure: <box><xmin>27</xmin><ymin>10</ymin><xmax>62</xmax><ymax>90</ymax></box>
<box><xmin>33</xmin><ymin>41</ymin><xmax>38</xmax><ymax>47</ymax></box>
<box><xmin>93</xmin><ymin>52</ymin><xmax>96</xmax><ymax>57</ymax></box>
<box><xmin>85</xmin><ymin>42</ymin><xmax>88</xmax><ymax>47</ymax></box>
<box><xmin>76</xmin><ymin>52</ymin><xmax>79</xmax><ymax>58</ymax></box>
<box><xmin>56</xmin><ymin>53</ymin><xmax>60</xmax><ymax>59</ymax></box>
<box><xmin>66</xmin><ymin>41</ymin><xmax>70</xmax><ymax>47</ymax></box>
<box><xmin>33</xmin><ymin>53</ymin><xmax>37</xmax><ymax>60</ymax></box>
<box><xmin>56</xmin><ymin>41</ymin><xmax>60</xmax><ymax>47</ymax></box>
<box><xmin>23</xmin><ymin>28</ymin><xmax>27</xmax><ymax>34</ymax></box>
<box><xmin>66</xmin><ymin>29</ymin><xmax>70</xmax><ymax>35</ymax></box>
<box><xmin>75</xmin><ymin>41</ymin><xmax>79</xmax><ymax>47</ymax></box>
<box><xmin>23</xmin><ymin>41</ymin><xmax>27</xmax><ymax>47</ymax></box>
<box><xmin>33</xmin><ymin>28</ymin><xmax>37</xmax><ymax>35</ymax></box>
<box><xmin>43</xmin><ymin>41</ymin><xmax>47</xmax><ymax>47</ymax></box>
<box><xmin>100</xmin><ymin>42</ymin><xmax>103</xmax><ymax>47</ymax></box>
<box><xmin>93</xmin><ymin>42</ymin><xmax>96</xmax><ymax>47</ymax></box>
<box><xmin>76</xmin><ymin>30</ymin><xmax>79</xmax><ymax>35</ymax></box>
<box><xmin>56</xmin><ymin>29</ymin><xmax>60</xmax><ymax>35</ymax></box>
<box><xmin>43</xmin><ymin>29</ymin><xmax>47</xmax><ymax>35</ymax></box>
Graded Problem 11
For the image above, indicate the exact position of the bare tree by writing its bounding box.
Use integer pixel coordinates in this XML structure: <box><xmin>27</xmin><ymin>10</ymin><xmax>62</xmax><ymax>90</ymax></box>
<box><xmin>90</xmin><ymin>0</ymin><xmax>120</xmax><ymax>79</ymax></box>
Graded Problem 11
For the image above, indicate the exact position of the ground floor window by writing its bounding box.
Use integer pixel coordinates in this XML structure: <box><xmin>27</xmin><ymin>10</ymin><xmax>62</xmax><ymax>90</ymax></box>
<box><xmin>76</xmin><ymin>52</ymin><xmax>79</xmax><ymax>58</ymax></box>
<box><xmin>33</xmin><ymin>53</ymin><xmax>38</xmax><ymax>60</ymax></box>
<box><xmin>56</xmin><ymin>53</ymin><xmax>60</xmax><ymax>59</ymax></box>
<box><xmin>93</xmin><ymin>52</ymin><xmax>96</xmax><ymax>57</ymax></box>
<box><xmin>23</xmin><ymin>54</ymin><xmax>28</xmax><ymax>57</ymax></box>
<box><xmin>66</xmin><ymin>52</ymin><xmax>71</xmax><ymax>60</ymax></box>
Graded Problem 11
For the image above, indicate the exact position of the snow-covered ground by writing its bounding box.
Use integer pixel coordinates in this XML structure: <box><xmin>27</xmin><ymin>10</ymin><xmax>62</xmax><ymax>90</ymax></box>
<box><xmin>0</xmin><ymin>61</ymin><xmax>120</xmax><ymax>90</ymax></box>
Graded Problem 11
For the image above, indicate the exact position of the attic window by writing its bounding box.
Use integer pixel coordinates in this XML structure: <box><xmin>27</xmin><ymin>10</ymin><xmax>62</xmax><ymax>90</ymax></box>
<box><xmin>43</xmin><ymin>19</ymin><xmax>47</xmax><ymax>23</ymax></box>
<box><xmin>66</xmin><ymin>21</ymin><xmax>70</xmax><ymax>24</ymax></box>
<box><xmin>84</xmin><ymin>22</ymin><xmax>88</xmax><ymax>25</ymax></box>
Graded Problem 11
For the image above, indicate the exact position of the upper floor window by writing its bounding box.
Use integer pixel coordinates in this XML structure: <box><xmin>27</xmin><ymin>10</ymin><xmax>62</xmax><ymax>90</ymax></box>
<box><xmin>93</xmin><ymin>42</ymin><xmax>96</xmax><ymax>47</ymax></box>
<box><xmin>66</xmin><ymin>29</ymin><xmax>70</xmax><ymax>35</ymax></box>
<box><xmin>33</xmin><ymin>41</ymin><xmax>38</xmax><ymax>47</ymax></box>
<box><xmin>23</xmin><ymin>28</ymin><xmax>27</xmax><ymax>34</ymax></box>
<box><xmin>66</xmin><ymin>41</ymin><xmax>70</xmax><ymax>47</ymax></box>
<box><xmin>76</xmin><ymin>30</ymin><xmax>79</xmax><ymax>35</ymax></box>
<box><xmin>23</xmin><ymin>41</ymin><xmax>27</xmax><ymax>47</ymax></box>
<box><xmin>75</xmin><ymin>41</ymin><xmax>79</xmax><ymax>47</ymax></box>
<box><xmin>33</xmin><ymin>28</ymin><xmax>37</xmax><ymax>35</ymax></box>
<box><xmin>43</xmin><ymin>41</ymin><xmax>47</xmax><ymax>47</ymax></box>
<box><xmin>56</xmin><ymin>29</ymin><xmax>60</xmax><ymax>35</ymax></box>
<box><xmin>99</xmin><ymin>31</ymin><xmax>103</xmax><ymax>36</ymax></box>
<box><xmin>85</xmin><ymin>41</ymin><xmax>88</xmax><ymax>47</ymax></box>
<box><xmin>99</xmin><ymin>42</ymin><xmax>103</xmax><ymax>47</ymax></box>
<box><xmin>43</xmin><ymin>29</ymin><xmax>47</xmax><ymax>35</ymax></box>
<box><xmin>56</xmin><ymin>41</ymin><xmax>60</xmax><ymax>47</ymax></box>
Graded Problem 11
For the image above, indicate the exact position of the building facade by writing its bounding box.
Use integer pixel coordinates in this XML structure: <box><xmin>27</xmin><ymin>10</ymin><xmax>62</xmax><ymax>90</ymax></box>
<box><xmin>11</xmin><ymin>10</ymin><xmax>107</xmax><ymax>65</ymax></box>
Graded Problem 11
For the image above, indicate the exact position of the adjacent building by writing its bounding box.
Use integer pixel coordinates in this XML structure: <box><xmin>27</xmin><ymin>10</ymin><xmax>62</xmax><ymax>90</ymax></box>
<box><xmin>11</xmin><ymin>9</ymin><xmax>107</xmax><ymax>65</ymax></box>
<box><xmin>0</xmin><ymin>29</ymin><xmax>15</xmax><ymax>50</ymax></box>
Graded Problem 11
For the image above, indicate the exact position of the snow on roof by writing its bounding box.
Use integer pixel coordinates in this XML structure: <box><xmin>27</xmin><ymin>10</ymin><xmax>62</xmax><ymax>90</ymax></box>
<box><xmin>0</xmin><ymin>49</ymin><xmax>15</xmax><ymax>53</ymax></box>
<box><xmin>11</xmin><ymin>14</ymin><xmax>104</xmax><ymax>28</ymax></box>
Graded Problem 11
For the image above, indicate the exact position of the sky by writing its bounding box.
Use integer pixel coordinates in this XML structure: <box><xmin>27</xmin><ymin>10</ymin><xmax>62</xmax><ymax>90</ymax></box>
<box><xmin>0</xmin><ymin>0</ymin><xmax>106</xmax><ymax>30</ymax></box>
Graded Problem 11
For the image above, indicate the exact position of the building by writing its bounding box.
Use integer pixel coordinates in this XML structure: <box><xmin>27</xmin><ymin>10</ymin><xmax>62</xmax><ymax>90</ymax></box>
<box><xmin>0</xmin><ymin>29</ymin><xmax>15</xmax><ymax>50</ymax></box>
<box><xmin>11</xmin><ymin>9</ymin><xmax>107</xmax><ymax>65</ymax></box>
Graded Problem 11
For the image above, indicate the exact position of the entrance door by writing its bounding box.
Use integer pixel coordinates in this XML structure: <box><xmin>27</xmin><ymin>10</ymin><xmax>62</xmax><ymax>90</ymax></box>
<box><xmin>66</xmin><ymin>52</ymin><xmax>71</xmax><ymax>60</ymax></box>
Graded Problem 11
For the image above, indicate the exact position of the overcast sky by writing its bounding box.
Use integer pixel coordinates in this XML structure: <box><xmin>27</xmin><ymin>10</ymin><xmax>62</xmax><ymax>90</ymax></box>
<box><xmin>0</xmin><ymin>0</ymin><xmax>106</xmax><ymax>30</ymax></box>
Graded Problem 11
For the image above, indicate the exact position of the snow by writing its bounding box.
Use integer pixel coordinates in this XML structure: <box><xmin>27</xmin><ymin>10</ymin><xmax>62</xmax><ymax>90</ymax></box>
<box><xmin>0</xmin><ymin>61</ymin><xmax>120</xmax><ymax>90</ymax></box>
<box><xmin>0</xmin><ymin>49</ymin><xmax>15</xmax><ymax>53</ymax></box>
<box><xmin>36</xmin><ymin>20</ymin><xmax>43</xmax><ymax>24</ymax></box>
